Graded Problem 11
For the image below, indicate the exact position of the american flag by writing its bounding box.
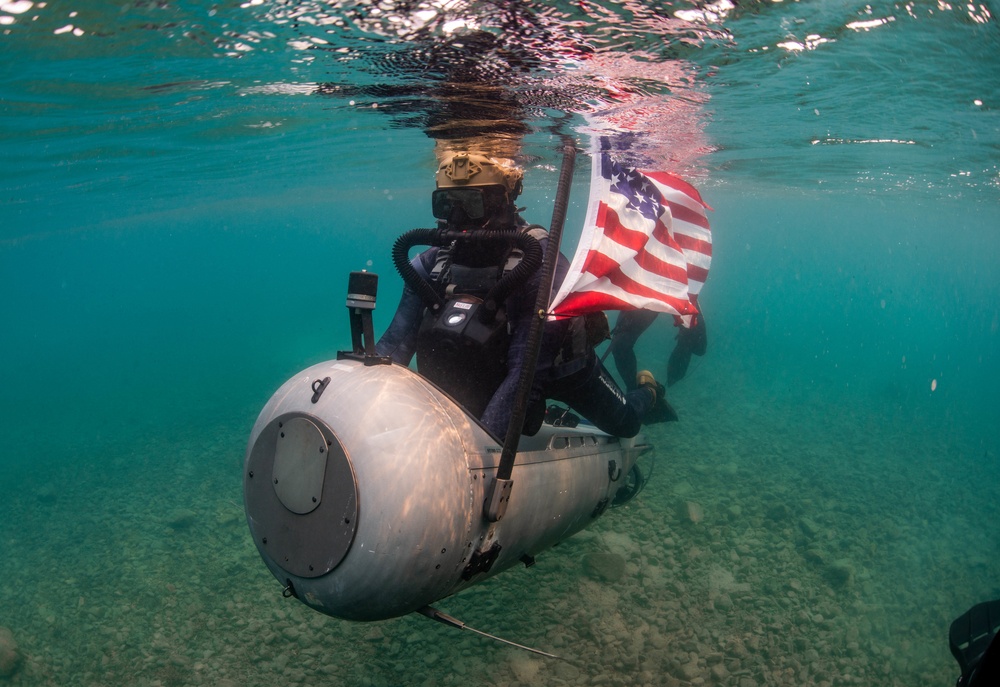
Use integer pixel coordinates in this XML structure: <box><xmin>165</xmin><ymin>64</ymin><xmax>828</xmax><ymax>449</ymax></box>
<box><xmin>548</xmin><ymin>149</ymin><xmax>712</xmax><ymax>327</ymax></box>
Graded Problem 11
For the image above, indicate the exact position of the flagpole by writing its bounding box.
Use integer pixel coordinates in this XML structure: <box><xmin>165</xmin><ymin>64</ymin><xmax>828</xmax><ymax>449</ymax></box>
<box><xmin>483</xmin><ymin>140</ymin><xmax>576</xmax><ymax>523</ymax></box>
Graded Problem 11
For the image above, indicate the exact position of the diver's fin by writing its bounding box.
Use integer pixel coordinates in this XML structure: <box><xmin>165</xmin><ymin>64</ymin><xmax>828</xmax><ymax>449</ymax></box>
<box><xmin>666</xmin><ymin>346</ymin><xmax>693</xmax><ymax>387</ymax></box>
<box><xmin>667</xmin><ymin>316</ymin><xmax>707</xmax><ymax>386</ymax></box>
<box><xmin>950</xmin><ymin>599</ymin><xmax>1000</xmax><ymax>684</ymax></box>
<box><xmin>637</xmin><ymin>371</ymin><xmax>679</xmax><ymax>423</ymax></box>
<box><xmin>418</xmin><ymin>606</ymin><xmax>567</xmax><ymax>661</ymax></box>
<box><xmin>686</xmin><ymin>314</ymin><xmax>708</xmax><ymax>356</ymax></box>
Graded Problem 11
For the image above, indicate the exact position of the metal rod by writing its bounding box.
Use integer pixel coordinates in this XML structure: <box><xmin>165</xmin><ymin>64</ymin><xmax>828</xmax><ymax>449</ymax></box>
<box><xmin>482</xmin><ymin>141</ymin><xmax>576</xmax><ymax>522</ymax></box>
<box><xmin>418</xmin><ymin>606</ymin><xmax>565</xmax><ymax>661</ymax></box>
<box><xmin>496</xmin><ymin>142</ymin><xmax>577</xmax><ymax>484</ymax></box>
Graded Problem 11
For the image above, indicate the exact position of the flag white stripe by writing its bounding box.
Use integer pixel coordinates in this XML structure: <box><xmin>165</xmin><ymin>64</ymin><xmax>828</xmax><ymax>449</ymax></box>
<box><xmin>587</xmin><ymin>221</ymin><xmax>688</xmax><ymax>275</ymax></box>
<box><xmin>672</xmin><ymin>220</ymin><xmax>712</xmax><ymax>245</ymax></box>
<box><xmin>613</xmin><ymin>258</ymin><xmax>689</xmax><ymax>298</ymax></box>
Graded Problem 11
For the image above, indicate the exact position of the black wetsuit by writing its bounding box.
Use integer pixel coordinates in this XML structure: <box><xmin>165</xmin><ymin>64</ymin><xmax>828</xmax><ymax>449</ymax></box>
<box><xmin>376</xmin><ymin>232</ymin><xmax>654</xmax><ymax>438</ymax></box>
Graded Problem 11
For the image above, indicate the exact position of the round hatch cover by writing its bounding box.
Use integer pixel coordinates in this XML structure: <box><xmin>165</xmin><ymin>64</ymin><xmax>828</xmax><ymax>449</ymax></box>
<box><xmin>272</xmin><ymin>417</ymin><xmax>327</xmax><ymax>514</ymax></box>
<box><xmin>245</xmin><ymin>413</ymin><xmax>358</xmax><ymax>578</ymax></box>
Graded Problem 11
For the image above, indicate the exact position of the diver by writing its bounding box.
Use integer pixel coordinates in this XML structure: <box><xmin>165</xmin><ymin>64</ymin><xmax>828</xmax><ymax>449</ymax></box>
<box><xmin>375</xmin><ymin>150</ymin><xmax>677</xmax><ymax>439</ymax></box>
<box><xmin>609</xmin><ymin>307</ymin><xmax>708</xmax><ymax>391</ymax></box>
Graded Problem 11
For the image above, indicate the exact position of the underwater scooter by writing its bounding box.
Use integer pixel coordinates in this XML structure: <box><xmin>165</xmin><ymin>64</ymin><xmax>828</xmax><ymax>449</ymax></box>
<box><xmin>242</xmin><ymin>144</ymin><xmax>651</xmax><ymax>628</ymax></box>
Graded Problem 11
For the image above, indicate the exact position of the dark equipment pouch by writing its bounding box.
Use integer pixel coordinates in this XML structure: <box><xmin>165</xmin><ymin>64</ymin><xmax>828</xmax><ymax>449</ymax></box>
<box><xmin>416</xmin><ymin>296</ymin><xmax>510</xmax><ymax>418</ymax></box>
<box><xmin>552</xmin><ymin>311</ymin><xmax>610</xmax><ymax>377</ymax></box>
<box><xmin>583</xmin><ymin>311</ymin><xmax>611</xmax><ymax>348</ymax></box>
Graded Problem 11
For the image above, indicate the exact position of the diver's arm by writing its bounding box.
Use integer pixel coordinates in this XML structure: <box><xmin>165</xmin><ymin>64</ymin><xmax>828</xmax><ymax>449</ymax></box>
<box><xmin>374</xmin><ymin>248</ymin><xmax>438</xmax><ymax>365</ymax></box>
<box><xmin>479</xmin><ymin>303</ymin><xmax>534</xmax><ymax>437</ymax></box>
<box><xmin>480</xmin><ymin>239</ymin><xmax>569</xmax><ymax>437</ymax></box>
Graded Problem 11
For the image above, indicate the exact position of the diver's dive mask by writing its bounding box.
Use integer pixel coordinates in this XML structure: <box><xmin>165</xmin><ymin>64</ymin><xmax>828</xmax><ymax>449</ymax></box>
<box><xmin>431</xmin><ymin>184</ymin><xmax>510</xmax><ymax>224</ymax></box>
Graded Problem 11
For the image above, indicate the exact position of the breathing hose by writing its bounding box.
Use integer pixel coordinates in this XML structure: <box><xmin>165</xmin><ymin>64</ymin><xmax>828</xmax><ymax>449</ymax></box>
<box><xmin>477</xmin><ymin>230</ymin><xmax>542</xmax><ymax>322</ymax></box>
<box><xmin>390</xmin><ymin>228</ymin><xmax>446</xmax><ymax>312</ymax></box>
<box><xmin>390</xmin><ymin>227</ymin><xmax>543</xmax><ymax>321</ymax></box>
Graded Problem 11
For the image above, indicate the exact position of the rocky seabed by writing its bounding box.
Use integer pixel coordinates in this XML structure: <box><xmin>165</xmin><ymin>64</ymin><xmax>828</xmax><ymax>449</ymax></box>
<box><xmin>0</xmin><ymin>368</ymin><xmax>996</xmax><ymax>686</ymax></box>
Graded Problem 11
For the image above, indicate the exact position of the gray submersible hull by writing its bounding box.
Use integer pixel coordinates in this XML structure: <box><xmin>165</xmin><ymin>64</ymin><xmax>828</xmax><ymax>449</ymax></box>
<box><xmin>243</xmin><ymin>358</ymin><xmax>646</xmax><ymax>621</ymax></box>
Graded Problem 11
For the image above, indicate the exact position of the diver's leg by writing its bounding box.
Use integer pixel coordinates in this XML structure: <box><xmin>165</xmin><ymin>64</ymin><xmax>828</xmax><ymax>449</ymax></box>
<box><xmin>549</xmin><ymin>358</ymin><xmax>654</xmax><ymax>438</ymax></box>
<box><xmin>610</xmin><ymin>310</ymin><xmax>658</xmax><ymax>390</ymax></box>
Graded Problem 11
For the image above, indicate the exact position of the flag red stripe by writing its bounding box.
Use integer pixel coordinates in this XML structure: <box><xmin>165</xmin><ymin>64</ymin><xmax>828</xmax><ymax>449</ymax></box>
<box><xmin>582</xmin><ymin>253</ymin><xmax>694</xmax><ymax>312</ymax></box>
<box><xmin>643</xmin><ymin>170</ymin><xmax>711</xmax><ymax>209</ymax></box>
<box><xmin>553</xmin><ymin>289</ymin><xmax>697</xmax><ymax>318</ymax></box>
<box><xmin>650</xmin><ymin>217</ymin><xmax>683</xmax><ymax>253</ymax></box>
<box><xmin>688</xmin><ymin>265</ymin><xmax>709</xmax><ymax>285</ymax></box>
<box><xmin>595</xmin><ymin>203</ymin><xmax>652</xmax><ymax>251</ymax></box>
<box><xmin>553</xmin><ymin>291</ymin><xmax>636</xmax><ymax>315</ymax></box>
<box><xmin>664</xmin><ymin>201</ymin><xmax>711</xmax><ymax>229</ymax></box>
<box><xmin>579</xmin><ymin>248</ymin><xmax>615</xmax><ymax>278</ymax></box>
<box><xmin>592</xmin><ymin>208</ymin><xmax>690</xmax><ymax>283</ymax></box>
<box><xmin>674</xmin><ymin>234</ymin><xmax>713</xmax><ymax>256</ymax></box>
<box><xmin>599</xmin><ymin>205</ymin><xmax>688</xmax><ymax>265</ymax></box>
<box><xmin>583</xmin><ymin>249</ymin><xmax>689</xmax><ymax>287</ymax></box>
<box><xmin>634</xmin><ymin>247</ymin><xmax>690</xmax><ymax>284</ymax></box>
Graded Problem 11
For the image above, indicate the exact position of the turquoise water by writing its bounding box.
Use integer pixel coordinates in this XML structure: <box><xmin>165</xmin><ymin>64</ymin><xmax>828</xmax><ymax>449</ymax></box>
<box><xmin>2</xmin><ymin>1</ymin><xmax>998</xmax><ymax>685</ymax></box>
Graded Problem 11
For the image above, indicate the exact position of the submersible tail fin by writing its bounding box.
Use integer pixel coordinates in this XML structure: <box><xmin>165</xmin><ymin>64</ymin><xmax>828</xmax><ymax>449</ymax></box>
<box><xmin>418</xmin><ymin>606</ymin><xmax>568</xmax><ymax>662</ymax></box>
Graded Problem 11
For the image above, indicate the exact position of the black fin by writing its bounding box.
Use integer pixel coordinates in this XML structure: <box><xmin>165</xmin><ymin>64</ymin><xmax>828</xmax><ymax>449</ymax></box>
<box><xmin>666</xmin><ymin>346</ymin><xmax>692</xmax><ymax>387</ymax></box>
<box><xmin>644</xmin><ymin>381</ymin><xmax>679</xmax><ymax>423</ymax></box>
<box><xmin>950</xmin><ymin>599</ymin><xmax>1000</xmax><ymax>684</ymax></box>
<box><xmin>667</xmin><ymin>316</ymin><xmax>707</xmax><ymax>386</ymax></box>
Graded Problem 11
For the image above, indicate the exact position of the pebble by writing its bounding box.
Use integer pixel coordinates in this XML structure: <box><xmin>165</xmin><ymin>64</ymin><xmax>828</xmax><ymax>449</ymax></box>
<box><xmin>682</xmin><ymin>501</ymin><xmax>705</xmax><ymax>524</ymax></box>
<box><xmin>799</xmin><ymin>517</ymin><xmax>821</xmax><ymax>538</ymax></box>
<box><xmin>678</xmin><ymin>659</ymin><xmax>701</xmax><ymax>680</ymax></box>
<box><xmin>766</xmin><ymin>503</ymin><xmax>792</xmax><ymax>521</ymax></box>
<box><xmin>824</xmin><ymin>559</ymin><xmax>855</xmax><ymax>587</ymax></box>
<box><xmin>711</xmin><ymin>663</ymin><xmax>729</xmax><ymax>681</ymax></box>
<box><xmin>166</xmin><ymin>508</ymin><xmax>198</xmax><ymax>529</ymax></box>
<box><xmin>714</xmin><ymin>594</ymin><xmax>733</xmax><ymax>610</ymax></box>
<box><xmin>805</xmin><ymin>548</ymin><xmax>827</xmax><ymax>565</ymax></box>
<box><xmin>0</xmin><ymin>627</ymin><xmax>22</xmax><ymax>678</ymax></box>
<box><xmin>583</xmin><ymin>552</ymin><xmax>626</xmax><ymax>582</ymax></box>
<box><xmin>510</xmin><ymin>654</ymin><xmax>540</xmax><ymax>682</ymax></box>
<box><xmin>34</xmin><ymin>483</ymin><xmax>58</xmax><ymax>503</ymax></box>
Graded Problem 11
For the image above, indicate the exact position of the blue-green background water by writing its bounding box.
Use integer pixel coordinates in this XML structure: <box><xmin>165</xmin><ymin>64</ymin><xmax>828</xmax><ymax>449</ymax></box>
<box><xmin>2</xmin><ymin>1</ymin><xmax>999</xmax><ymax>685</ymax></box>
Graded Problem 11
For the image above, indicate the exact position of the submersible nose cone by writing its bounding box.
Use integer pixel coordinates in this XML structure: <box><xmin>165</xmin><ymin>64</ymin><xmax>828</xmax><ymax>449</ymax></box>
<box><xmin>243</xmin><ymin>359</ymin><xmax>644</xmax><ymax>622</ymax></box>
<box><xmin>245</xmin><ymin>414</ymin><xmax>359</xmax><ymax>579</ymax></box>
